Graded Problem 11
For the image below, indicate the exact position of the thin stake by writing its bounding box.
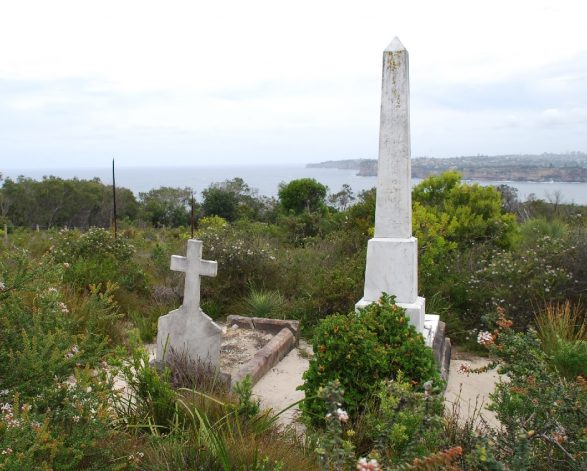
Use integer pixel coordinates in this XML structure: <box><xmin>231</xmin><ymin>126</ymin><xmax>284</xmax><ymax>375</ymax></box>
<box><xmin>112</xmin><ymin>159</ymin><xmax>118</xmax><ymax>239</ymax></box>
<box><xmin>191</xmin><ymin>192</ymin><xmax>195</xmax><ymax>238</ymax></box>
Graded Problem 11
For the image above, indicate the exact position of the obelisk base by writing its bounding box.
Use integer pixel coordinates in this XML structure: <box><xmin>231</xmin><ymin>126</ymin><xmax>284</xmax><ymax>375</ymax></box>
<box><xmin>356</xmin><ymin>237</ymin><xmax>425</xmax><ymax>332</ymax></box>
<box><xmin>356</xmin><ymin>296</ymin><xmax>425</xmax><ymax>333</ymax></box>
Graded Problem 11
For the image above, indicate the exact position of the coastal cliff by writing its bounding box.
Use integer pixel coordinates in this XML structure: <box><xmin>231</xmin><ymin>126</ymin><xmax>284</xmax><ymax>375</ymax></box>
<box><xmin>307</xmin><ymin>153</ymin><xmax>587</xmax><ymax>182</ymax></box>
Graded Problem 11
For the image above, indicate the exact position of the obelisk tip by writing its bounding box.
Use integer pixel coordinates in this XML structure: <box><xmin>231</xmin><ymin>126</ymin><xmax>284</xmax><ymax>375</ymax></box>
<box><xmin>385</xmin><ymin>37</ymin><xmax>406</xmax><ymax>52</ymax></box>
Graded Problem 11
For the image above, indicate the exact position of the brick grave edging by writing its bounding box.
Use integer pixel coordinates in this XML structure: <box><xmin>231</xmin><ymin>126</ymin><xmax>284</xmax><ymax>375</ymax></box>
<box><xmin>226</xmin><ymin>316</ymin><xmax>300</xmax><ymax>389</ymax></box>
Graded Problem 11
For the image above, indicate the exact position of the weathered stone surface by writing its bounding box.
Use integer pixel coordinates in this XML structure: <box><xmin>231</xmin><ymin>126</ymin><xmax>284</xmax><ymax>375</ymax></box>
<box><xmin>356</xmin><ymin>37</ymin><xmax>425</xmax><ymax>332</ymax></box>
<box><xmin>157</xmin><ymin>306</ymin><xmax>222</xmax><ymax>365</ymax></box>
<box><xmin>432</xmin><ymin>320</ymin><xmax>447</xmax><ymax>366</ymax></box>
<box><xmin>156</xmin><ymin>239</ymin><xmax>221</xmax><ymax>367</ymax></box>
<box><xmin>362</xmin><ymin>237</ymin><xmax>419</xmax><ymax>304</ymax></box>
<box><xmin>374</xmin><ymin>37</ymin><xmax>412</xmax><ymax>240</ymax></box>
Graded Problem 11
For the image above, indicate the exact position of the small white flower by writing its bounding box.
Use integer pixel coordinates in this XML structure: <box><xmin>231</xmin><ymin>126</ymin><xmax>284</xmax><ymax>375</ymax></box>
<box><xmin>356</xmin><ymin>457</ymin><xmax>380</xmax><ymax>470</ymax></box>
<box><xmin>477</xmin><ymin>331</ymin><xmax>494</xmax><ymax>346</ymax></box>
<box><xmin>335</xmin><ymin>408</ymin><xmax>349</xmax><ymax>423</ymax></box>
<box><xmin>72</xmin><ymin>415</ymin><xmax>81</xmax><ymax>423</ymax></box>
<box><xmin>63</xmin><ymin>262</ymin><xmax>70</xmax><ymax>269</ymax></box>
<box><xmin>458</xmin><ymin>362</ymin><xmax>472</xmax><ymax>375</ymax></box>
<box><xmin>0</xmin><ymin>281</ymin><xmax>5</xmax><ymax>290</ymax></box>
<box><xmin>1</xmin><ymin>447</ymin><xmax>13</xmax><ymax>455</ymax></box>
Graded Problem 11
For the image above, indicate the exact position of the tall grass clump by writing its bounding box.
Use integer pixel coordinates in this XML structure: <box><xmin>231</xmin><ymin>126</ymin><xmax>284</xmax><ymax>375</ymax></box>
<box><xmin>243</xmin><ymin>288</ymin><xmax>285</xmax><ymax>318</ymax></box>
<box><xmin>536</xmin><ymin>301</ymin><xmax>587</xmax><ymax>378</ymax></box>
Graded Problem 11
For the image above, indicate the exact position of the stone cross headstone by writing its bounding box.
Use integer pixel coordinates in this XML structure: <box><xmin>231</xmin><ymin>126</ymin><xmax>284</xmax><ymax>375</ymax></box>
<box><xmin>356</xmin><ymin>37</ymin><xmax>425</xmax><ymax>332</ymax></box>
<box><xmin>156</xmin><ymin>239</ymin><xmax>222</xmax><ymax>366</ymax></box>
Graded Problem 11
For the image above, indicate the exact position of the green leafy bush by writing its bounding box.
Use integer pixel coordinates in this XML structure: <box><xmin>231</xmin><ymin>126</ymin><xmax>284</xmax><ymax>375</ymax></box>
<box><xmin>278</xmin><ymin>178</ymin><xmax>328</xmax><ymax>215</ymax></box>
<box><xmin>301</xmin><ymin>294</ymin><xmax>439</xmax><ymax>422</ymax></box>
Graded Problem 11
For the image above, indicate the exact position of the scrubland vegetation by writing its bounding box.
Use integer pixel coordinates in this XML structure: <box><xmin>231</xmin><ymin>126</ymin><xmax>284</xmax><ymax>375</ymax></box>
<box><xmin>0</xmin><ymin>172</ymin><xmax>585</xmax><ymax>469</ymax></box>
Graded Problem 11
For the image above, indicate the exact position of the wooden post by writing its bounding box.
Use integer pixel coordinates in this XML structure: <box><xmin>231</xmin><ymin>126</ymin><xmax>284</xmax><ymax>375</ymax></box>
<box><xmin>191</xmin><ymin>192</ymin><xmax>195</xmax><ymax>238</ymax></box>
<box><xmin>112</xmin><ymin>159</ymin><xmax>118</xmax><ymax>239</ymax></box>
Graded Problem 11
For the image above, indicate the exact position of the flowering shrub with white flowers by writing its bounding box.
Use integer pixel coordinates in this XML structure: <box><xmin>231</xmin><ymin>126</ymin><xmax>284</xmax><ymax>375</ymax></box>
<box><xmin>48</xmin><ymin>227</ymin><xmax>147</xmax><ymax>297</ymax></box>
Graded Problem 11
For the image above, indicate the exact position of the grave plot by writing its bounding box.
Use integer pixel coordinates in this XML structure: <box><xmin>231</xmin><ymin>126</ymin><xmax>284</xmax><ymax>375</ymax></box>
<box><xmin>221</xmin><ymin>316</ymin><xmax>300</xmax><ymax>388</ymax></box>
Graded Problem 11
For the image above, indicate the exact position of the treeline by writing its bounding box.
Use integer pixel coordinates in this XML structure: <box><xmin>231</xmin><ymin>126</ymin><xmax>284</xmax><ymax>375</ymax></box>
<box><xmin>0</xmin><ymin>175</ymin><xmax>277</xmax><ymax>229</ymax></box>
<box><xmin>0</xmin><ymin>174</ymin><xmax>355</xmax><ymax>232</ymax></box>
<box><xmin>0</xmin><ymin>176</ymin><xmax>137</xmax><ymax>229</ymax></box>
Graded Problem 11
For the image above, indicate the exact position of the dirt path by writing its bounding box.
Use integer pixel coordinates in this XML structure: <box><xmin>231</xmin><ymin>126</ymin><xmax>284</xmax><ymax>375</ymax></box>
<box><xmin>445</xmin><ymin>352</ymin><xmax>502</xmax><ymax>429</ymax></box>
<box><xmin>252</xmin><ymin>339</ymin><xmax>312</xmax><ymax>428</ymax></box>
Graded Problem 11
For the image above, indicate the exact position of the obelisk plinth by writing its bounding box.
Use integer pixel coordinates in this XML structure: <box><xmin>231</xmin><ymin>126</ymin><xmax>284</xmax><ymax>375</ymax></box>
<box><xmin>356</xmin><ymin>37</ymin><xmax>425</xmax><ymax>332</ymax></box>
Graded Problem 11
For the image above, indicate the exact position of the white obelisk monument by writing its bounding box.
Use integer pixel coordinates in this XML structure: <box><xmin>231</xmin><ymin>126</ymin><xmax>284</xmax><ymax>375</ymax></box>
<box><xmin>356</xmin><ymin>37</ymin><xmax>425</xmax><ymax>332</ymax></box>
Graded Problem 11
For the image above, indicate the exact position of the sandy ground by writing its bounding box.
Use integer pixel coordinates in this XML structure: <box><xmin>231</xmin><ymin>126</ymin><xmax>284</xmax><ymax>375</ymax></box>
<box><xmin>445</xmin><ymin>352</ymin><xmax>502</xmax><ymax>429</ymax></box>
<box><xmin>250</xmin><ymin>344</ymin><xmax>502</xmax><ymax>431</ymax></box>
<box><xmin>252</xmin><ymin>339</ymin><xmax>312</xmax><ymax>428</ymax></box>
<box><xmin>141</xmin><ymin>330</ymin><xmax>501</xmax><ymax>432</ymax></box>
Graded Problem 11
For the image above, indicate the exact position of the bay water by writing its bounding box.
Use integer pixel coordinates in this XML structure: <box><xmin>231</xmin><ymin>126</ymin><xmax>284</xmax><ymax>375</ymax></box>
<box><xmin>4</xmin><ymin>165</ymin><xmax>587</xmax><ymax>205</ymax></box>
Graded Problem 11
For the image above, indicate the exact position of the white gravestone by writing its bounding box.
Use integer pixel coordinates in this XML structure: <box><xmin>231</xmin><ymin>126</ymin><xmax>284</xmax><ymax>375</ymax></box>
<box><xmin>156</xmin><ymin>239</ymin><xmax>222</xmax><ymax>366</ymax></box>
<box><xmin>356</xmin><ymin>37</ymin><xmax>427</xmax><ymax>334</ymax></box>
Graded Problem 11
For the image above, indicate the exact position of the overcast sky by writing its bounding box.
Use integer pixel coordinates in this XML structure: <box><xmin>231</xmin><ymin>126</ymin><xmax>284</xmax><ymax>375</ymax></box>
<box><xmin>1</xmin><ymin>0</ymin><xmax>586</xmax><ymax>169</ymax></box>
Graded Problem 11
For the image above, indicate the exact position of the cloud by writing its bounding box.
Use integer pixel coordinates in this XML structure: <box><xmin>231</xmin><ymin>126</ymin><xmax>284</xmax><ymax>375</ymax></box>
<box><xmin>1</xmin><ymin>0</ymin><xmax>586</xmax><ymax>166</ymax></box>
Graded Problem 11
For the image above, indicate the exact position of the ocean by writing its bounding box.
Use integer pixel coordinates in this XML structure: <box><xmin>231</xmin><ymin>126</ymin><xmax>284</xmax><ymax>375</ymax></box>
<box><xmin>3</xmin><ymin>165</ymin><xmax>587</xmax><ymax>205</ymax></box>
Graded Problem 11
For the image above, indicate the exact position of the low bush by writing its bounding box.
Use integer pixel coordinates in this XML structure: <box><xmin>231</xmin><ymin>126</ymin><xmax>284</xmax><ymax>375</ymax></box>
<box><xmin>49</xmin><ymin>228</ymin><xmax>148</xmax><ymax>309</ymax></box>
<box><xmin>301</xmin><ymin>294</ymin><xmax>439</xmax><ymax>422</ymax></box>
<box><xmin>355</xmin><ymin>375</ymin><xmax>445</xmax><ymax>466</ymax></box>
<box><xmin>470</xmin><ymin>309</ymin><xmax>587</xmax><ymax>470</ymax></box>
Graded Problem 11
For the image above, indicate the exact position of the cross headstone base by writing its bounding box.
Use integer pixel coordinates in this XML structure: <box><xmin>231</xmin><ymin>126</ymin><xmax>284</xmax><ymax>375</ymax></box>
<box><xmin>156</xmin><ymin>306</ymin><xmax>222</xmax><ymax>366</ymax></box>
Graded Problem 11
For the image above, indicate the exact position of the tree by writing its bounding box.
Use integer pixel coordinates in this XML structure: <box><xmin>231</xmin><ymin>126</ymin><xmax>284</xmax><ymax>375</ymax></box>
<box><xmin>201</xmin><ymin>187</ymin><xmax>238</xmax><ymax>221</ymax></box>
<box><xmin>278</xmin><ymin>178</ymin><xmax>328</xmax><ymax>214</ymax></box>
<box><xmin>412</xmin><ymin>171</ymin><xmax>517</xmax><ymax>249</ymax></box>
<box><xmin>328</xmin><ymin>184</ymin><xmax>355</xmax><ymax>211</ymax></box>
<box><xmin>202</xmin><ymin>178</ymin><xmax>274</xmax><ymax>222</ymax></box>
<box><xmin>138</xmin><ymin>186</ymin><xmax>192</xmax><ymax>227</ymax></box>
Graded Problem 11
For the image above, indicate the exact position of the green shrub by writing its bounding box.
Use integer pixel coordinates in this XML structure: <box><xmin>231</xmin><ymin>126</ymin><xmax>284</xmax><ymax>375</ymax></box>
<box><xmin>49</xmin><ymin>228</ymin><xmax>147</xmax><ymax>307</ymax></box>
<box><xmin>474</xmin><ymin>310</ymin><xmax>587</xmax><ymax>470</ymax></box>
<box><xmin>0</xmin><ymin>380</ymin><xmax>125</xmax><ymax>471</ymax></box>
<box><xmin>354</xmin><ymin>375</ymin><xmax>445</xmax><ymax>466</ymax></box>
<box><xmin>301</xmin><ymin>294</ymin><xmax>438</xmax><ymax>422</ymax></box>
<box><xmin>550</xmin><ymin>339</ymin><xmax>587</xmax><ymax>379</ymax></box>
<box><xmin>0</xmin><ymin>251</ymin><xmax>109</xmax><ymax>400</ymax></box>
<box><xmin>197</xmin><ymin>224</ymin><xmax>280</xmax><ymax>313</ymax></box>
